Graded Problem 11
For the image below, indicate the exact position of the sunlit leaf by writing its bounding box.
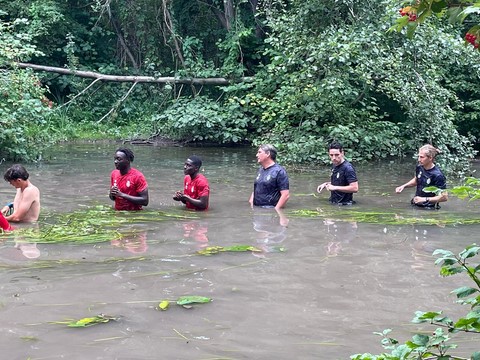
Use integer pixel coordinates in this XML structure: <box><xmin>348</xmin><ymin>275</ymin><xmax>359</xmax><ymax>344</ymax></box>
<box><xmin>158</xmin><ymin>300</ymin><xmax>170</xmax><ymax>311</ymax></box>
<box><xmin>65</xmin><ymin>314</ymin><xmax>120</xmax><ymax>327</ymax></box>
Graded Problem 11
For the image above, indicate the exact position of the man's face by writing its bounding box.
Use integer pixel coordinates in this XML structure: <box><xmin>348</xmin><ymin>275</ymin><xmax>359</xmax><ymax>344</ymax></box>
<box><xmin>114</xmin><ymin>151</ymin><xmax>129</xmax><ymax>171</ymax></box>
<box><xmin>184</xmin><ymin>159</ymin><xmax>198</xmax><ymax>176</ymax></box>
<box><xmin>417</xmin><ymin>151</ymin><xmax>432</xmax><ymax>167</ymax></box>
<box><xmin>8</xmin><ymin>179</ymin><xmax>22</xmax><ymax>189</ymax></box>
<box><xmin>329</xmin><ymin>148</ymin><xmax>345</xmax><ymax>166</ymax></box>
<box><xmin>256</xmin><ymin>148</ymin><xmax>269</xmax><ymax>163</ymax></box>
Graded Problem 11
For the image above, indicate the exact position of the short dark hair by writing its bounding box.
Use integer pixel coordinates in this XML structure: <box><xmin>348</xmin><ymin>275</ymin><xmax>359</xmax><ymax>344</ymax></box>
<box><xmin>259</xmin><ymin>144</ymin><xmax>277</xmax><ymax>161</ymax></box>
<box><xmin>4</xmin><ymin>164</ymin><xmax>29</xmax><ymax>182</ymax></box>
<box><xmin>328</xmin><ymin>141</ymin><xmax>344</xmax><ymax>152</ymax></box>
<box><xmin>187</xmin><ymin>155</ymin><xmax>202</xmax><ymax>168</ymax></box>
<box><xmin>116</xmin><ymin>147</ymin><xmax>134</xmax><ymax>162</ymax></box>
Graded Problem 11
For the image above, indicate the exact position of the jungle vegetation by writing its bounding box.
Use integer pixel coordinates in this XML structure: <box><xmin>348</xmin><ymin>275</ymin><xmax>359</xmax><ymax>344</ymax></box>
<box><xmin>1</xmin><ymin>0</ymin><xmax>480</xmax><ymax>174</ymax></box>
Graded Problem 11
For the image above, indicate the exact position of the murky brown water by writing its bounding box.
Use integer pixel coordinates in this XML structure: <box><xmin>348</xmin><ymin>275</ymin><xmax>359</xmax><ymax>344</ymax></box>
<box><xmin>0</xmin><ymin>143</ymin><xmax>479</xmax><ymax>359</ymax></box>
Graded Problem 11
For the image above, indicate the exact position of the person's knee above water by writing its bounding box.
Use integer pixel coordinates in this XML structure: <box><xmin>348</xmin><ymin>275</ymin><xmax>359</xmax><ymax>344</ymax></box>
<box><xmin>1</xmin><ymin>164</ymin><xmax>40</xmax><ymax>222</ymax></box>
<box><xmin>109</xmin><ymin>147</ymin><xmax>149</xmax><ymax>211</ymax></box>
<box><xmin>395</xmin><ymin>144</ymin><xmax>448</xmax><ymax>209</ymax></box>
<box><xmin>173</xmin><ymin>155</ymin><xmax>210</xmax><ymax>211</ymax></box>
<box><xmin>316</xmin><ymin>141</ymin><xmax>359</xmax><ymax>205</ymax></box>
<box><xmin>249</xmin><ymin>144</ymin><xmax>290</xmax><ymax>209</ymax></box>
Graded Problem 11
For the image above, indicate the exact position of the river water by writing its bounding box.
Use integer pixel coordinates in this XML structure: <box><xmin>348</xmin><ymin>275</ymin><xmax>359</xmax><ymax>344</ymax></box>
<box><xmin>0</xmin><ymin>143</ymin><xmax>479</xmax><ymax>360</ymax></box>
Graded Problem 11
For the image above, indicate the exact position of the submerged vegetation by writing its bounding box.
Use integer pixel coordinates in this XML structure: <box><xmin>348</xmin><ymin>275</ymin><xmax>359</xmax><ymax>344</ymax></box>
<box><xmin>0</xmin><ymin>205</ymin><xmax>197</xmax><ymax>244</ymax></box>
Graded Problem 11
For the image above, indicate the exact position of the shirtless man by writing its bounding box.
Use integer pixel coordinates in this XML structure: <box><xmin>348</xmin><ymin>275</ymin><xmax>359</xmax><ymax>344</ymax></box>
<box><xmin>1</xmin><ymin>164</ymin><xmax>41</xmax><ymax>222</ymax></box>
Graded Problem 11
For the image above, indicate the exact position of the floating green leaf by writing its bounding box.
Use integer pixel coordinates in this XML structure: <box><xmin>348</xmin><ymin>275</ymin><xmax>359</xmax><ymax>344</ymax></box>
<box><xmin>197</xmin><ymin>245</ymin><xmax>262</xmax><ymax>256</ymax></box>
<box><xmin>158</xmin><ymin>300</ymin><xmax>170</xmax><ymax>311</ymax></box>
<box><xmin>52</xmin><ymin>314</ymin><xmax>121</xmax><ymax>328</ymax></box>
<box><xmin>224</xmin><ymin>245</ymin><xmax>262</xmax><ymax>252</ymax></box>
<box><xmin>176</xmin><ymin>296</ymin><xmax>211</xmax><ymax>306</ymax></box>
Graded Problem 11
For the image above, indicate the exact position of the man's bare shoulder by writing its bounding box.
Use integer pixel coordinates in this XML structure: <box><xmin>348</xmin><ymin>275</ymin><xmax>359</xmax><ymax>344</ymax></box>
<box><xmin>24</xmin><ymin>184</ymin><xmax>40</xmax><ymax>198</ymax></box>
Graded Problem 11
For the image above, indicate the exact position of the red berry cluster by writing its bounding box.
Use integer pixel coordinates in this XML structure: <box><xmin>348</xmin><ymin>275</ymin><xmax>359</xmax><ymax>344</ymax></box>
<box><xmin>399</xmin><ymin>7</ymin><xmax>417</xmax><ymax>22</ymax></box>
<box><xmin>465</xmin><ymin>32</ymin><xmax>479</xmax><ymax>49</ymax></box>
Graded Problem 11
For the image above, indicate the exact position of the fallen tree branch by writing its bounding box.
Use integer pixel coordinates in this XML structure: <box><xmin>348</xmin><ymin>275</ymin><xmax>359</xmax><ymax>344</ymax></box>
<box><xmin>15</xmin><ymin>62</ymin><xmax>253</xmax><ymax>85</ymax></box>
<box><xmin>97</xmin><ymin>81</ymin><xmax>139</xmax><ymax>123</ymax></box>
<box><xmin>59</xmin><ymin>78</ymin><xmax>102</xmax><ymax>109</ymax></box>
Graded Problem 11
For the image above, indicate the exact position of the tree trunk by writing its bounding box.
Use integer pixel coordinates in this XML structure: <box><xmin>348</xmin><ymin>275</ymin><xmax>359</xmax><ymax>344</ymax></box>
<box><xmin>15</xmin><ymin>62</ymin><xmax>253</xmax><ymax>85</ymax></box>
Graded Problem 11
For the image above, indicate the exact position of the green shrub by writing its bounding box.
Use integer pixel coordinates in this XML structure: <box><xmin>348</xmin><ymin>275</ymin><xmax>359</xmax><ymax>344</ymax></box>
<box><xmin>152</xmin><ymin>96</ymin><xmax>251</xmax><ymax>144</ymax></box>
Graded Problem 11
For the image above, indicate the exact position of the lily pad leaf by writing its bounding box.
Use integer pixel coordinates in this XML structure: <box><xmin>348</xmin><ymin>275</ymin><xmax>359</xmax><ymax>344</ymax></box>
<box><xmin>176</xmin><ymin>296</ymin><xmax>212</xmax><ymax>306</ymax></box>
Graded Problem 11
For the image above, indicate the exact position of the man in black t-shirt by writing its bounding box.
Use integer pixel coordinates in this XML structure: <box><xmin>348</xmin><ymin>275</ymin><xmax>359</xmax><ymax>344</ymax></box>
<box><xmin>317</xmin><ymin>141</ymin><xmax>358</xmax><ymax>205</ymax></box>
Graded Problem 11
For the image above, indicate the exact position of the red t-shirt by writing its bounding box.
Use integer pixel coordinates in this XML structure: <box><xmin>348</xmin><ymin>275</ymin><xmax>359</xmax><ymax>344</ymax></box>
<box><xmin>111</xmin><ymin>168</ymin><xmax>148</xmax><ymax>211</ymax></box>
<box><xmin>184</xmin><ymin>174</ymin><xmax>210</xmax><ymax>210</ymax></box>
<box><xmin>0</xmin><ymin>213</ymin><xmax>13</xmax><ymax>231</ymax></box>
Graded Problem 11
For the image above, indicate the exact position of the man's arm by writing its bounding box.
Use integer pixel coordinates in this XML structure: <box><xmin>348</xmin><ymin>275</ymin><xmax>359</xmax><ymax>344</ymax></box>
<box><xmin>396</xmin><ymin>177</ymin><xmax>417</xmax><ymax>193</ymax></box>
<box><xmin>6</xmin><ymin>188</ymin><xmax>37</xmax><ymax>222</ymax></box>
<box><xmin>112</xmin><ymin>188</ymin><xmax>149</xmax><ymax>206</ymax></box>
<box><xmin>183</xmin><ymin>195</ymin><xmax>209</xmax><ymax>210</ymax></box>
<box><xmin>413</xmin><ymin>192</ymin><xmax>448</xmax><ymax>205</ymax></box>
<box><xmin>275</xmin><ymin>189</ymin><xmax>290</xmax><ymax>209</ymax></box>
<box><xmin>326</xmin><ymin>181</ymin><xmax>358</xmax><ymax>193</ymax></box>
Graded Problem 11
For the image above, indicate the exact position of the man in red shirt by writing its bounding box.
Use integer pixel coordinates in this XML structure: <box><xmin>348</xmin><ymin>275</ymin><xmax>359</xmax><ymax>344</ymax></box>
<box><xmin>173</xmin><ymin>155</ymin><xmax>210</xmax><ymax>211</ymax></box>
<box><xmin>109</xmin><ymin>148</ymin><xmax>149</xmax><ymax>211</ymax></box>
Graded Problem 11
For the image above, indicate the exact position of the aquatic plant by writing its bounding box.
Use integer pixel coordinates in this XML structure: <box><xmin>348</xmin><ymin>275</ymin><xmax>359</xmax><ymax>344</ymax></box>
<box><xmin>196</xmin><ymin>245</ymin><xmax>263</xmax><ymax>256</ymax></box>
<box><xmin>51</xmin><ymin>314</ymin><xmax>121</xmax><ymax>328</ymax></box>
<box><xmin>0</xmin><ymin>205</ymin><xmax>197</xmax><ymax>244</ymax></box>
<box><xmin>351</xmin><ymin>244</ymin><xmax>480</xmax><ymax>360</ymax></box>
<box><xmin>157</xmin><ymin>296</ymin><xmax>212</xmax><ymax>311</ymax></box>
<box><xmin>289</xmin><ymin>208</ymin><xmax>480</xmax><ymax>226</ymax></box>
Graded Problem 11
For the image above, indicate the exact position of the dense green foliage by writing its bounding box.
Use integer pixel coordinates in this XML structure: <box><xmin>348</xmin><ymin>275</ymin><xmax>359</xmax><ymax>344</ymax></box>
<box><xmin>1</xmin><ymin>0</ymin><xmax>480</xmax><ymax>172</ymax></box>
<box><xmin>0</xmin><ymin>14</ymin><xmax>53</xmax><ymax>160</ymax></box>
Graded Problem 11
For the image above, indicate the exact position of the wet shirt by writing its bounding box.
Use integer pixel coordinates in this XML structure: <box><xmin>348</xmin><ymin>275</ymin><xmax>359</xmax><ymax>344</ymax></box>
<box><xmin>253</xmin><ymin>163</ymin><xmax>289</xmax><ymax>207</ymax></box>
<box><xmin>414</xmin><ymin>165</ymin><xmax>446</xmax><ymax>198</ymax></box>
<box><xmin>330</xmin><ymin>160</ymin><xmax>357</xmax><ymax>205</ymax></box>
<box><xmin>0</xmin><ymin>213</ymin><xmax>12</xmax><ymax>231</ymax></box>
<box><xmin>184</xmin><ymin>173</ymin><xmax>210</xmax><ymax>210</ymax></box>
<box><xmin>111</xmin><ymin>167</ymin><xmax>148</xmax><ymax>211</ymax></box>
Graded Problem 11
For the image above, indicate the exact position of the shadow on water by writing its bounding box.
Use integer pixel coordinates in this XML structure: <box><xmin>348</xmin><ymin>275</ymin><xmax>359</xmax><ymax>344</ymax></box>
<box><xmin>0</xmin><ymin>143</ymin><xmax>478</xmax><ymax>359</ymax></box>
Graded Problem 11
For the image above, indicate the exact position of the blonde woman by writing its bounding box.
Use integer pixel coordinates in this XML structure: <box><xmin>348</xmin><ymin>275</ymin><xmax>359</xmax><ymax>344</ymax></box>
<box><xmin>395</xmin><ymin>144</ymin><xmax>448</xmax><ymax>209</ymax></box>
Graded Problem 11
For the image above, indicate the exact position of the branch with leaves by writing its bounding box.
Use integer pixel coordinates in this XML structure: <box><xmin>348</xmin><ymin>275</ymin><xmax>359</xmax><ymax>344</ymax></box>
<box><xmin>390</xmin><ymin>0</ymin><xmax>480</xmax><ymax>44</ymax></box>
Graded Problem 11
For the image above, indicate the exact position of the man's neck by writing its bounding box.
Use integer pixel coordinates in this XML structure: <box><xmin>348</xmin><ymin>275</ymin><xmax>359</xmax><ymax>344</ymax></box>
<box><xmin>120</xmin><ymin>166</ymin><xmax>131</xmax><ymax>176</ymax></box>
<box><xmin>18</xmin><ymin>179</ymin><xmax>30</xmax><ymax>191</ymax></box>
<box><xmin>261</xmin><ymin>159</ymin><xmax>275</xmax><ymax>169</ymax></box>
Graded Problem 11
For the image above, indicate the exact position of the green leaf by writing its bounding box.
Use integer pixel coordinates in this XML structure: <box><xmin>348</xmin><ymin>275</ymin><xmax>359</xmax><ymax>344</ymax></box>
<box><xmin>223</xmin><ymin>245</ymin><xmax>262</xmax><ymax>252</ymax></box>
<box><xmin>176</xmin><ymin>296</ymin><xmax>212</xmax><ymax>306</ymax></box>
<box><xmin>471</xmin><ymin>351</ymin><xmax>480</xmax><ymax>360</ymax></box>
<box><xmin>460</xmin><ymin>246</ymin><xmax>480</xmax><ymax>259</ymax></box>
<box><xmin>158</xmin><ymin>300</ymin><xmax>170</xmax><ymax>311</ymax></box>
<box><xmin>451</xmin><ymin>286</ymin><xmax>479</xmax><ymax>299</ymax></box>
<box><xmin>66</xmin><ymin>314</ymin><xmax>120</xmax><ymax>327</ymax></box>
<box><xmin>431</xmin><ymin>0</ymin><xmax>447</xmax><ymax>14</ymax></box>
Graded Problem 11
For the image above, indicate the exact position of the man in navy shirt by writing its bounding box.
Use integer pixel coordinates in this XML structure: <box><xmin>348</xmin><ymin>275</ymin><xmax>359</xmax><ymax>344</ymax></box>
<box><xmin>317</xmin><ymin>141</ymin><xmax>358</xmax><ymax>205</ymax></box>
<box><xmin>249</xmin><ymin>144</ymin><xmax>290</xmax><ymax>209</ymax></box>
<box><xmin>395</xmin><ymin>144</ymin><xmax>448</xmax><ymax>209</ymax></box>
